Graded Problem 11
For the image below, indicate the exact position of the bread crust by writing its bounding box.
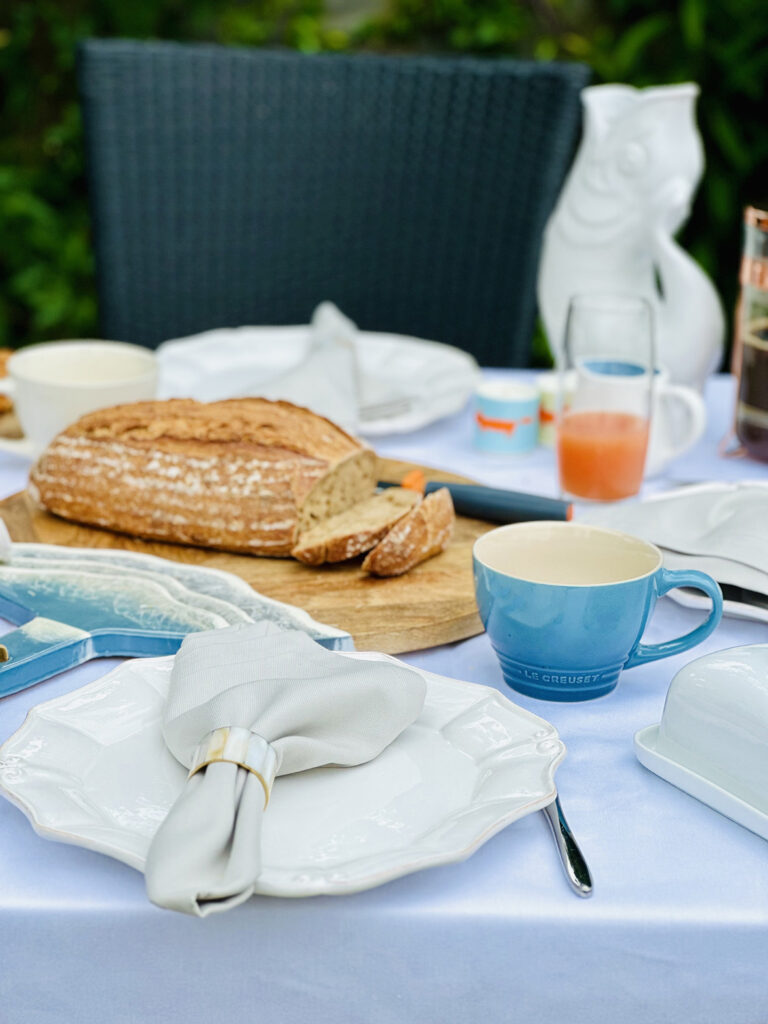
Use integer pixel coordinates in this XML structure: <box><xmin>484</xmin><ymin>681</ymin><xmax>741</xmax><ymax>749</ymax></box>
<box><xmin>29</xmin><ymin>398</ymin><xmax>375</xmax><ymax>556</ymax></box>
<box><xmin>362</xmin><ymin>488</ymin><xmax>455</xmax><ymax>577</ymax></box>
<box><xmin>292</xmin><ymin>489</ymin><xmax>419</xmax><ymax>565</ymax></box>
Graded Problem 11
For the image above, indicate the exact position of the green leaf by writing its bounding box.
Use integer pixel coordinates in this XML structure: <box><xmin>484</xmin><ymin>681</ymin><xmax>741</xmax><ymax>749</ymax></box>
<box><xmin>680</xmin><ymin>0</ymin><xmax>705</xmax><ymax>50</ymax></box>
<box><xmin>562</xmin><ymin>33</ymin><xmax>591</xmax><ymax>57</ymax></box>
<box><xmin>534</xmin><ymin>38</ymin><xmax>558</xmax><ymax>60</ymax></box>
<box><xmin>609</xmin><ymin>14</ymin><xmax>673</xmax><ymax>78</ymax></box>
<box><xmin>708</xmin><ymin>106</ymin><xmax>752</xmax><ymax>172</ymax></box>
<box><xmin>704</xmin><ymin>173</ymin><xmax>736</xmax><ymax>228</ymax></box>
<box><xmin>531</xmin><ymin>319</ymin><xmax>554</xmax><ymax>368</ymax></box>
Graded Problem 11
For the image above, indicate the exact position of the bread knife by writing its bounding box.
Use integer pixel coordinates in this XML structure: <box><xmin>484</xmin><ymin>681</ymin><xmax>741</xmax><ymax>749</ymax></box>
<box><xmin>378</xmin><ymin>480</ymin><xmax>572</xmax><ymax>524</ymax></box>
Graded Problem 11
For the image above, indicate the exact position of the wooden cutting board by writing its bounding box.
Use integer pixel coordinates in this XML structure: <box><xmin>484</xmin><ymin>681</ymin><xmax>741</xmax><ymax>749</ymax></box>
<box><xmin>0</xmin><ymin>458</ymin><xmax>494</xmax><ymax>654</ymax></box>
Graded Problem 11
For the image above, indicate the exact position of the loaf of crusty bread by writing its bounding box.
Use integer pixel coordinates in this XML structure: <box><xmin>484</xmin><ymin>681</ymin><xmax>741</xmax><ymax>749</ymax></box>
<box><xmin>362</xmin><ymin>488</ymin><xmax>455</xmax><ymax>577</ymax></box>
<box><xmin>29</xmin><ymin>398</ymin><xmax>377</xmax><ymax>555</ymax></box>
<box><xmin>292</xmin><ymin>488</ymin><xmax>419</xmax><ymax>565</ymax></box>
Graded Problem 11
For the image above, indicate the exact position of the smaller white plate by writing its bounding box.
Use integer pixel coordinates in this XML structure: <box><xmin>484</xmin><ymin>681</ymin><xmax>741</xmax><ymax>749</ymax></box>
<box><xmin>0</xmin><ymin>652</ymin><xmax>564</xmax><ymax>896</ymax></box>
<box><xmin>635</xmin><ymin>725</ymin><xmax>768</xmax><ymax>841</ymax></box>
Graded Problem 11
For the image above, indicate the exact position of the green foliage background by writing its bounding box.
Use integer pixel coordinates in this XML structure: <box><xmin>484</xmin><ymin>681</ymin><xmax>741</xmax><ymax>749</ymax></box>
<box><xmin>0</xmin><ymin>0</ymin><xmax>766</xmax><ymax>353</ymax></box>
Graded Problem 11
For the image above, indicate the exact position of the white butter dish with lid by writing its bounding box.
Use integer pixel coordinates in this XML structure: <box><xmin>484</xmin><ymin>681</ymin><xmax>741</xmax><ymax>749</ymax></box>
<box><xmin>634</xmin><ymin>644</ymin><xmax>768</xmax><ymax>841</ymax></box>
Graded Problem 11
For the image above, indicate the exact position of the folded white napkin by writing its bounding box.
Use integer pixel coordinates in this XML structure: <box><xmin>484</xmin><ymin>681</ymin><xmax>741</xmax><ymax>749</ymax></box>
<box><xmin>156</xmin><ymin>302</ymin><xmax>360</xmax><ymax>431</ymax></box>
<box><xmin>144</xmin><ymin>623</ymin><xmax>426</xmax><ymax>916</ymax></box>
<box><xmin>253</xmin><ymin>302</ymin><xmax>359</xmax><ymax>429</ymax></box>
<box><xmin>581</xmin><ymin>482</ymin><xmax>768</xmax><ymax>596</ymax></box>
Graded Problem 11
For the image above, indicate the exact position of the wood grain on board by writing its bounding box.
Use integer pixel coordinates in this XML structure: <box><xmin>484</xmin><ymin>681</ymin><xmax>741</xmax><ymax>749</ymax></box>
<box><xmin>0</xmin><ymin>458</ymin><xmax>493</xmax><ymax>654</ymax></box>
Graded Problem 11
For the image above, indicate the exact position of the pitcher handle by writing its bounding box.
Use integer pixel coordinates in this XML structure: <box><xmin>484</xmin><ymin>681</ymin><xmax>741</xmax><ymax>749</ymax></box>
<box><xmin>625</xmin><ymin>568</ymin><xmax>722</xmax><ymax>669</ymax></box>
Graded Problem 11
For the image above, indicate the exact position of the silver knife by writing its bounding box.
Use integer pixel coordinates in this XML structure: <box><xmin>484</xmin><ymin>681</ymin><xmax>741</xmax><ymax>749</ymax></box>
<box><xmin>542</xmin><ymin>796</ymin><xmax>593</xmax><ymax>898</ymax></box>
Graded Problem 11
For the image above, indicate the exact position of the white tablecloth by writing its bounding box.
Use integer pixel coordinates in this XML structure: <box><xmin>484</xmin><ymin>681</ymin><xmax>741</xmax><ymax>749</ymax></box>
<box><xmin>1</xmin><ymin>373</ymin><xmax>767</xmax><ymax>1024</ymax></box>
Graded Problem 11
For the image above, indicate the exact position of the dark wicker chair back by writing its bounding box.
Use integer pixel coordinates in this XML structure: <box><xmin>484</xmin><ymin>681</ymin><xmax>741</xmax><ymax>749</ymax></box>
<box><xmin>79</xmin><ymin>40</ymin><xmax>588</xmax><ymax>364</ymax></box>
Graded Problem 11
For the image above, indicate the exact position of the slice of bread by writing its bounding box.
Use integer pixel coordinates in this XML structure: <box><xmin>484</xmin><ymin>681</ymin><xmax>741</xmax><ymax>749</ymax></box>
<box><xmin>292</xmin><ymin>488</ymin><xmax>420</xmax><ymax>566</ymax></box>
<box><xmin>362</xmin><ymin>488</ymin><xmax>455</xmax><ymax>577</ymax></box>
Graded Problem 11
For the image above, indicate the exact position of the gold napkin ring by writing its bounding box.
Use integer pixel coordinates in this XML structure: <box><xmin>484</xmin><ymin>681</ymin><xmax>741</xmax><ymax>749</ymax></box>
<box><xmin>188</xmin><ymin>727</ymin><xmax>278</xmax><ymax>808</ymax></box>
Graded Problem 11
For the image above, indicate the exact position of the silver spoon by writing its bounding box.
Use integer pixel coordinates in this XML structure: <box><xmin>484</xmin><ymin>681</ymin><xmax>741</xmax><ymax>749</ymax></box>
<box><xmin>542</xmin><ymin>796</ymin><xmax>593</xmax><ymax>897</ymax></box>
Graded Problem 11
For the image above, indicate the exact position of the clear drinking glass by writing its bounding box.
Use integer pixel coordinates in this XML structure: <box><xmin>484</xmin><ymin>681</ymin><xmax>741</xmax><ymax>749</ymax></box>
<box><xmin>558</xmin><ymin>293</ymin><xmax>655</xmax><ymax>501</ymax></box>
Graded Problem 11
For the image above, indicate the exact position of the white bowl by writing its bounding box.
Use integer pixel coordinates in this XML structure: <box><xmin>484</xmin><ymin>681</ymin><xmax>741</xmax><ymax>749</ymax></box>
<box><xmin>635</xmin><ymin>644</ymin><xmax>768</xmax><ymax>839</ymax></box>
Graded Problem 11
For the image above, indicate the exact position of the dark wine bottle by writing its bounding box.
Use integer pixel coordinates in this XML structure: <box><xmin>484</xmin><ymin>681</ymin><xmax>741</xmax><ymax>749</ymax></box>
<box><xmin>735</xmin><ymin>206</ymin><xmax>768</xmax><ymax>461</ymax></box>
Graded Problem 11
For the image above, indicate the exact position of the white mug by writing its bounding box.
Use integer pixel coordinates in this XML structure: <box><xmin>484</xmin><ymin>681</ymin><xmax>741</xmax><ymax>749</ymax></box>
<box><xmin>0</xmin><ymin>340</ymin><xmax>158</xmax><ymax>458</ymax></box>
<box><xmin>569</xmin><ymin>360</ymin><xmax>706</xmax><ymax>477</ymax></box>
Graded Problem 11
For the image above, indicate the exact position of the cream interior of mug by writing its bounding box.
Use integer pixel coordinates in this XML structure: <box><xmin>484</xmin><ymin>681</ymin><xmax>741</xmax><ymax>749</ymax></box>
<box><xmin>474</xmin><ymin>521</ymin><xmax>661</xmax><ymax>586</ymax></box>
<box><xmin>11</xmin><ymin>341</ymin><xmax>155</xmax><ymax>387</ymax></box>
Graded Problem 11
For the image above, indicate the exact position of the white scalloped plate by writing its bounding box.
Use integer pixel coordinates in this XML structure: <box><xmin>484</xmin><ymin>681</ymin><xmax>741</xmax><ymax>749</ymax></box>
<box><xmin>158</xmin><ymin>326</ymin><xmax>480</xmax><ymax>435</ymax></box>
<box><xmin>0</xmin><ymin>652</ymin><xmax>564</xmax><ymax>896</ymax></box>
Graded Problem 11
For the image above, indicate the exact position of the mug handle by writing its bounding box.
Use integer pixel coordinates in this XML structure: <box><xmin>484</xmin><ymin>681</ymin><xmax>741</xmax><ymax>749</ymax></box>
<box><xmin>624</xmin><ymin>568</ymin><xmax>723</xmax><ymax>669</ymax></box>
<box><xmin>0</xmin><ymin>380</ymin><xmax>34</xmax><ymax>457</ymax></box>
<box><xmin>650</xmin><ymin>386</ymin><xmax>707</xmax><ymax>472</ymax></box>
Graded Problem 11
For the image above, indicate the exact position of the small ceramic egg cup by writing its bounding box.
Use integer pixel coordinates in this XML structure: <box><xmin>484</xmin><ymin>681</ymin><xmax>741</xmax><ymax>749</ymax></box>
<box><xmin>635</xmin><ymin>643</ymin><xmax>768</xmax><ymax>841</ymax></box>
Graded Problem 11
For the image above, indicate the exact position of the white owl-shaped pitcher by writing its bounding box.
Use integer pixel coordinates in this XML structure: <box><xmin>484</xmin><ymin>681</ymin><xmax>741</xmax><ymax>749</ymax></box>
<box><xmin>537</xmin><ymin>83</ymin><xmax>724</xmax><ymax>391</ymax></box>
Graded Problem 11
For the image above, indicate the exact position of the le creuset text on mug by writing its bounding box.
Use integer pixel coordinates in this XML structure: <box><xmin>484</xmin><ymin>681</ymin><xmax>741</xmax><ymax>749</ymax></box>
<box><xmin>473</xmin><ymin>521</ymin><xmax>723</xmax><ymax>702</ymax></box>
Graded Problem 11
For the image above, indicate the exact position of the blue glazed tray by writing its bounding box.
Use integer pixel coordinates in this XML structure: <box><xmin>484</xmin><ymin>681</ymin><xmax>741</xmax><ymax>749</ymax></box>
<box><xmin>0</xmin><ymin>545</ymin><xmax>353</xmax><ymax>698</ymax></box>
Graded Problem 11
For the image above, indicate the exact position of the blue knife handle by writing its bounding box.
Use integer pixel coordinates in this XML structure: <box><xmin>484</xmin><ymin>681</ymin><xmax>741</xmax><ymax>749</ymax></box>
<box><xmin>379</xmin><ymin>480</ymin><xmax>571</xmax><ymax>523</ymax></box>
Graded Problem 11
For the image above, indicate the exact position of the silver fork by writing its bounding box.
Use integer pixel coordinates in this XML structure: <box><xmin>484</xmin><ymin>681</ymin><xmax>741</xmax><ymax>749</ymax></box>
<box><xmin>358</xmin><ymin>397</ymin><xmax>414</xmax><ymax>422</ymax></box>
<box><xmin>542</xmin><ymin>796</ymin><xmax>593</xmax><ymax>897</ymax></box>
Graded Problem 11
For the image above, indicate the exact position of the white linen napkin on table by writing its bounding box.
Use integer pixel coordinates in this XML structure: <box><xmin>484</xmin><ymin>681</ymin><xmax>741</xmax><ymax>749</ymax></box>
<box><xmin>581</xmin><ymin>482</ymin><xmax>768</xmax><ymax>597</ymax></box>
<box><xmin>156</xmin><ymin>302</ymin><xmax>360</xmax><ymax>431</ymax></box>
<box><xmin>144</xmin><ymin>622</ymin><xmax>426</xmax><ymax>916</ymax></box>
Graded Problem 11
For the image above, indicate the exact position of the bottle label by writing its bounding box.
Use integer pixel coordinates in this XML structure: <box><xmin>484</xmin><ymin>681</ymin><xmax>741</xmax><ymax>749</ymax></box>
<box><xmin>740</xmin><ymin>257</ymin><xmax>768</xmax><ymax>291</ymax></box>
<box><xmin>738</xmin><ymin>401</ymin><xmax>768</xmax><ymax>428</ymax></box>
<box><xmin>743</xmin><ymin>324</ymin><xmax>768</xmax><ymax>351</ymax></box>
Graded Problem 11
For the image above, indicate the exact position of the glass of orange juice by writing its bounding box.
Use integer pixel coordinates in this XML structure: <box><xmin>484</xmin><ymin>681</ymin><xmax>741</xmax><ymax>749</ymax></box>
<box><xmin>558</xmin><ymin>294</ymin><xmax>655</xmax><ymax>501</ymax></box>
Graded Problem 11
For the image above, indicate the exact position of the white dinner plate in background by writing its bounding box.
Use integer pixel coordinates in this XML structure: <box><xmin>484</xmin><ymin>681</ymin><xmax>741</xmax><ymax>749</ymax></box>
<box><xmin>157</xmin><ymin>327</ymin><xmax>480</xmax><ymax>435</ymax></box>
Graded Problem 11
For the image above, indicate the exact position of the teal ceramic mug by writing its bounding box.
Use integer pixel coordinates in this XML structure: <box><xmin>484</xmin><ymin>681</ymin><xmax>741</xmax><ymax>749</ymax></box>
<box><xmin>473</xmin><ymin>522</ymin><xmax>723</xmax><ymax>702</ymax></box>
